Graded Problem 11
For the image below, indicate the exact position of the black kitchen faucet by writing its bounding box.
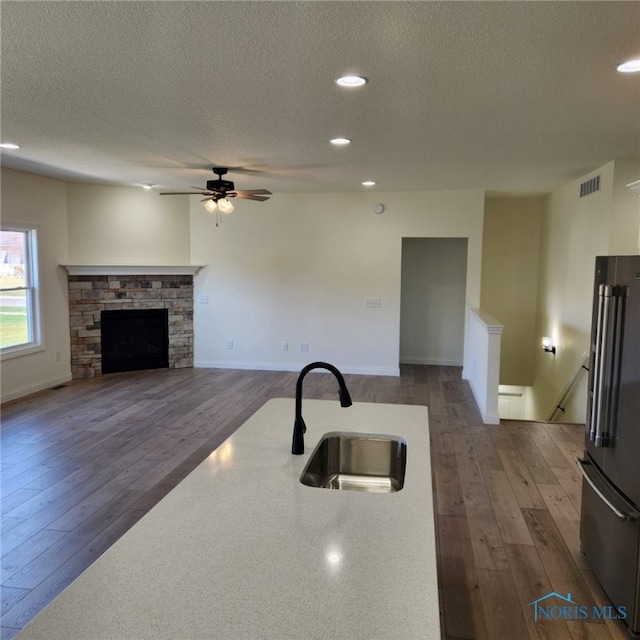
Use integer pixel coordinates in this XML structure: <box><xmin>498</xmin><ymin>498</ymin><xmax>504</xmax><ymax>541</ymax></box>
<box><xmin>291</xmin><ymin>362</ymin><xmax>352</xmax><ymax>455</ymax></box>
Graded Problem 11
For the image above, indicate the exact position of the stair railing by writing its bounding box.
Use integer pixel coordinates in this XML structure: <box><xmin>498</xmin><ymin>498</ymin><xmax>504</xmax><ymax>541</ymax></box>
<box><xmin>546</xmin><ymin>351</ymin><xmax>590</xmax><ymax>422</ymax></box>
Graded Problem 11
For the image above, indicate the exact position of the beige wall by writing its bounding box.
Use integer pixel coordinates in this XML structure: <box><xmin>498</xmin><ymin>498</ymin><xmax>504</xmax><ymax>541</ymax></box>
<box><xmin>1</xmin><ymin>169</ymin><xmax>72</xmax><ymax>401</ymax></box>
<box><xmin>481</xmin><ymin>197</ymin><xmax>543</xmax><ymax>386</ymax></box>
<box><xmin>527</xmin><ymin>158</ymin><xmax>639</xmax><ymax>422</ymax></box>
<box><xmin>66</xmin><ymin>183</ymin><xmax>191</xmax><ymax>264</ymax></box>
<box><xmin>190</xmin><ymin>190</ymin><xmax>485</xmax><ymax>375</ymax></box>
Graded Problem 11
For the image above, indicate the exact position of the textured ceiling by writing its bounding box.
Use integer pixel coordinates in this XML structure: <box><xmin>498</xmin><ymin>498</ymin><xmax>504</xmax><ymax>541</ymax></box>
<box><xmin>1</xmin><ymin>1</ymin><xmax>639</xmax><ymax>196</ymax></box>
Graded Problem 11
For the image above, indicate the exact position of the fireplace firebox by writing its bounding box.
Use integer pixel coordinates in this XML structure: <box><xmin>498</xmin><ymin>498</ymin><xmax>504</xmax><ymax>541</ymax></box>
<box><xmin>101</xmin><ymin>309</ymin><xmax>169</xmax><ymax>374</ymax></box>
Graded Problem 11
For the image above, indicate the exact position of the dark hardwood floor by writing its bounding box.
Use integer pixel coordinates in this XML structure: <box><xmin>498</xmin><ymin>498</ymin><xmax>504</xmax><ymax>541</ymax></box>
<box><xmin>0</xmin><ymin>365</ymin><xmax>628</xmax><ymax>639</ymax></box>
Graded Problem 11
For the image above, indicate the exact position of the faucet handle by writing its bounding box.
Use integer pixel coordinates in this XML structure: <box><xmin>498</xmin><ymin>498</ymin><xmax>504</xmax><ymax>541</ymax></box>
<box><xmin>292</xmin><ymin>415</ymin><xmax>306</xmax><ymax>455</ymax></box>
<box><xmin>339</xmin><ymin>387</ymin><xmax>352</xmax><ymax>408</ymax></box>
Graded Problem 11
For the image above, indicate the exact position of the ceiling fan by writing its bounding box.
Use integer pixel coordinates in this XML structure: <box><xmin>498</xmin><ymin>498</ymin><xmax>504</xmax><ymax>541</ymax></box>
<box><xmin>160</xmin><ymin>167</ymin><xmax>272</xmax><ymax>215</ymax></box>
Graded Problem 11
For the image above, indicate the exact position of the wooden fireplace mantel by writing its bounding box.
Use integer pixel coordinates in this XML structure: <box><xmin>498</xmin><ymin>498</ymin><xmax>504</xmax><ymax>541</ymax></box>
<box><xmin>61</xmin><ymin>265</ymin><xmax>204</xmax><ymax>276</ymax></box>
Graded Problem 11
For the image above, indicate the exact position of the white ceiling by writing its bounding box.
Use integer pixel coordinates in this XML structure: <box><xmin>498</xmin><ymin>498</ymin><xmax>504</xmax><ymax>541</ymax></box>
<box><xmin>1</xmin><ymin>1</ymin><xmax>639</xmax><ymax>197</ymax></box>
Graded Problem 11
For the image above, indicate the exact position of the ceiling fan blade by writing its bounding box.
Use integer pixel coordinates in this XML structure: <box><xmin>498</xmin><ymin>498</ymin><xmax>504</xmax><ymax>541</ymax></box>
<box><xmin>236</xmin><ymin>189</ymin><xmax>272</xmax><ymax>196</ymax></box>
<box><xmin>160</xmin><ymin>191</ymin><xmax>208</xmax><ymax>196</ymax></box>
<box><xmin>235</xmin><ymin>193</ymin><xmax>270</xmax><ymax>202</ymax></box>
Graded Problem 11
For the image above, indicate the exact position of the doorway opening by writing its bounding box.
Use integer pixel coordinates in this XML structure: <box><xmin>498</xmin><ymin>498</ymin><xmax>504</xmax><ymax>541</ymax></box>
<box><xmin>400</xmin><ymin>238</ymin><xmax>468</xmax><ymax>366</ymax></box>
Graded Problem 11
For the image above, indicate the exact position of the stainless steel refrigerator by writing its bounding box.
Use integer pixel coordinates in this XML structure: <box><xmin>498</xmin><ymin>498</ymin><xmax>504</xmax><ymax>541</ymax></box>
<box><xmin>578</xmin><ymin>255</ymin><xmax>640</xmax><ymax>635</ymax></box>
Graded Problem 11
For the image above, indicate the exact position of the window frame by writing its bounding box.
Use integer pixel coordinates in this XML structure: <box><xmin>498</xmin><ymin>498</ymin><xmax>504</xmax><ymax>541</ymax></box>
<box><xmin>0</xmin><ymin>224</ymin><xmax>43</xmax><ymax>359</ymax></box>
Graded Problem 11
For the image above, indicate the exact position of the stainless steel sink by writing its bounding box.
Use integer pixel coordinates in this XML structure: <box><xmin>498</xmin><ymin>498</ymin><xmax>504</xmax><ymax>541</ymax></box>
<box><xmin>299</xmin><ymin>432</ymin><xmax>407</xmax><ymax>493</ymax></box>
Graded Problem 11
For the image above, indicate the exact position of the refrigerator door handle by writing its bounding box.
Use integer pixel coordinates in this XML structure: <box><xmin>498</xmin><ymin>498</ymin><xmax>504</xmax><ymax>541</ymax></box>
<box><xmin>591</xmin><ymin>285</ymin><xmax>610</xmax><ymax>446</ymax></box>
<box><xmin>576</xmin><ymin>457</ymin><xmax>639</xmax><ymax>522</ymax></box>
<box><xmin>604</xmin><ymin>285</ymin><xmax>626</xmax><ymax>446</ymax></box>
<box><xmin>588</xmin><ymin>285</ymin><xmax>604</xmax><ymax>441</ymax></box>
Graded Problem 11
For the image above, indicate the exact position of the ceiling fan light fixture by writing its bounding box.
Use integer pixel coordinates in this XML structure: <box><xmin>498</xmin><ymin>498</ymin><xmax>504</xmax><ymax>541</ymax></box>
<box><xmin>203</xmin><ymin>199</ymin><xmax>218</xmax><ymax>213</ymax></box>
<box><xmin>217</xmin><ymin>198</ymin><xmax>235</xmax><ymax>214</ymax></box>
<box><xmin>617</xmin><ymin>58</ymin><xmax>640</xmax><ymax>73</ymax></box>
<box><xmin>335</xmin><ymin>75</ymin><xmax>367</xmax><ymax>87</ymax></box>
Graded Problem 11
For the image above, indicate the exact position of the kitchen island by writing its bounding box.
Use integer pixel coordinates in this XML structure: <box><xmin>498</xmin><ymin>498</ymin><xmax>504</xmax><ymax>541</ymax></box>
<box><xmin>16</xmin><ymin>399</ymin><xmax>439</xmax><ymax>640</ymax></box>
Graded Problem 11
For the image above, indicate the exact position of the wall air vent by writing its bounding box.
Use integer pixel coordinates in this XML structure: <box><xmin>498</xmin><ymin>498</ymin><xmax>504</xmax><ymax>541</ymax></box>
<box><xmin>579</xmin><ymin>175</ymin><xmax>601</xmax><ymax>197</ymax></box>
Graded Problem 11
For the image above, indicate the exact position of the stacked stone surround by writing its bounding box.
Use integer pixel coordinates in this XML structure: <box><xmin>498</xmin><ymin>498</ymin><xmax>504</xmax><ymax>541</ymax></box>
<box><xmin>68</xmin><ymin>274</ymin><xmax>194</xmax><ymax>379</ymax></box>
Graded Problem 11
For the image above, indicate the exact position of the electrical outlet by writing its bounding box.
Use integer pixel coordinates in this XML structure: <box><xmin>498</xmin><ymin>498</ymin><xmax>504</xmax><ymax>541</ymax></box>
<box><xmin>198</xmin><ymin>295</ymin><xmax>209</xmax><ymax>304</ymax></box>
<box><xmin>226</xmin><ymin>339</ymin><xmax>234</xmax><ymax>350</ymax></box>
<box><xmin>282</xmin><ymin>342</ymin><xmax>289</xmax><ymax>351</ymax></box>
<box><xmin>365</xmin><ymin>298</ymin><xmax>381</xmax><ymax>308</ymax></box>
<box><xmin>299</xmin><ymin>342</ymin><xmax>309</xmax><ymax>352</ymax></box>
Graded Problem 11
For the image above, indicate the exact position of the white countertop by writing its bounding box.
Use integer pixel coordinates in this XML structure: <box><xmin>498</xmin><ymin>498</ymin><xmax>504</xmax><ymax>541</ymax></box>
<box><xmin>16</xmin><ymin>399</ymin><xmax>439</xmax><ymax>640</ymax></box>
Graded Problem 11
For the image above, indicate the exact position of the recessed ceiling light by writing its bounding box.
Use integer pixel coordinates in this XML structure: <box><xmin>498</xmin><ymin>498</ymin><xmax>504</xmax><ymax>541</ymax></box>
<box><xmin>330</xmin><ymin>137</ymin><xmax>351</xmax><ymax>146</ymax></box>
<box><xmin>362</xmin><ymin>181</ymin><xmax>376</xmax><ymax>187</ymax></box>
<box><xmin>142</xmin><ymin>184</ymin><xmax>154</xmax><ymax>190</ymax></box>
<box><xmin>0</xmin><ymin>142</ymin><xmax>21</xmax><ymax>150</ymax></box>
<box><xmin>617</xmin><ymin>58</ymin><xmax>640</xmax><ymax>73</ymax></box>
<box><xmin>335</xmin><ymin>75</ymin><xmax>368</xmax><ymax>88</ymax></box>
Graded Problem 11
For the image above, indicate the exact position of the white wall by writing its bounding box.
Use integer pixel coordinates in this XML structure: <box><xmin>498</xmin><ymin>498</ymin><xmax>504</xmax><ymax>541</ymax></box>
<box><xmin>609</xmin><ymin>157</ymin><xmax>640</xmax><ymax>255</ymax></box>
<box><xmin>466</xmin><ymin>308</ymin><xmax>503</xmax><ymax>424</ymax></box>
<box><xmin>0</xmin><ymin>175</ymin><xmax>484</xmax><ymax>399</ymax></box>
<box><xmin>7</xmin><ymin>158</ymin><xmax>634</xmax><ymax>410</ymax></box>
<box><xmin>66</xmin><ymin>184</ymin><xmax>191</xmax><ymax>264</ymax></box>
<box><xmin>1</xmin><ymin>169</ymin><xmax>72</xmax><ymax>401</ymax></box>
<box><xmin>190</xmin><ymin>190</ymin><xmax>485</xmax><ymax>375</ymax></box>
<box><xmin>400</xmin><ymin>237</ymin><xmax>467</xmax><ymax>366</ymax></box>
<box><xmin>1</xmin><ymin>177</ymin><xmax>193</xmax><ymax>402</ymax></box>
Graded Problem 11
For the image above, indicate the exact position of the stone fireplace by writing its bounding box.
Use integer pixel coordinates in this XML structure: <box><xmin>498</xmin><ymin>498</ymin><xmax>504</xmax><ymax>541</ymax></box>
<box><xmin>64</xmin><ymin>265</ymin><xmax>201</xmax><ymax>379</ymax></box>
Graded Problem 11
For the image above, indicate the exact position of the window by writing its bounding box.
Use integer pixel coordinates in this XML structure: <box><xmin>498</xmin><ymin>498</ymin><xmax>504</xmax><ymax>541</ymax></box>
<box><xmin>0</xmin><ymin>226</ymin><xmax>41</xmax><ymax>357</ymax></box>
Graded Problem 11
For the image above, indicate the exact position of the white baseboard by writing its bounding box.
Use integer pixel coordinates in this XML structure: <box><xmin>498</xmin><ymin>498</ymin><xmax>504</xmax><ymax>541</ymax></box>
<box><xmin>482</xmin><ymin>411</ymin><xmax>500</xmax><ymax>425</ymax></box>
<box><xmin>1</xmin><ymin>372</ymin><xmax>73</xmax><ymax>404</ymax></box>
<box><xmin>399</xmin><ymin>356</ymin><xmax>463</xmax><ymax>366</ymax></box>
<box><xmin>194</xmin><ymin>360</ymin><xmax>400</xmax><ymax>377</ymax></box>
